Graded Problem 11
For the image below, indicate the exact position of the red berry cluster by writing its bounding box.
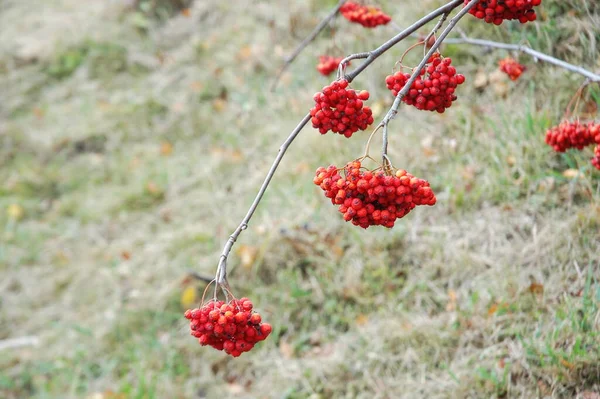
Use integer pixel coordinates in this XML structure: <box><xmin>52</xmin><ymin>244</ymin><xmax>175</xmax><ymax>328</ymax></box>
<box><xmin>184</xmin><ymin>298</ymin><xmax>272</xmax><ymax>357</ymax></box>
<box><xmin>340</xmin><ymin>2</ymin><xmax>392</xmax><ymax>28</ymax></box>
<box><xmin>544</xmin><ymin>121</ymin><xmax>598</xmax><ymax>152</ymax></box>
<box><xmin>317</xmin><ymin>55</ymin><xmax>346</xmax><ymax>76</ymax></box>
<box><xmin>465</xmin><ymin>0</ymin><xmax>541</xmax><ymax>25</ymax></box>
<box><xmin>313</xmin><ymin>161</ymin><xmax>436</xmax><ymax>228</ymax></box>
<box><xmin>499</xmin><ymin>57</ymin><xmax>526</xmax><ymax>81</ymax></box>
<box><xmin>310</xmin><ymin>79</ymin><xmax>374</xmax><ymax>138</ymax></box>
<box><xmin>591</xmin><ymin>145</ymin><xmax>600</xmax><ymax>170</ymax></box>
<box><xmin>385</xmin><ymin>54</ymin><xmax>465</xmax><ymax>113</ymax></box>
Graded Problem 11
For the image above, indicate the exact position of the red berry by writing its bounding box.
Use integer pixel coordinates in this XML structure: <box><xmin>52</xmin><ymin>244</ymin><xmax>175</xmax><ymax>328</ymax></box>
<box><xmin>340</xmin><ymin>2</ymin><xmax>392</xmax><ymax>28</ymax></box>
<box><xmin>464</xmin><ymin>0</ymin><xmax>542</xmax><ymax>25</ymax></box>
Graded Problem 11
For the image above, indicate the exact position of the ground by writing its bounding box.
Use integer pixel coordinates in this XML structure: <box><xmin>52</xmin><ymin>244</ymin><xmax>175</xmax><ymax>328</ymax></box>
<box><xmin>0</xmin><ymin>0</ymin><xmax>599</xmax><ymax>398</ymax></box>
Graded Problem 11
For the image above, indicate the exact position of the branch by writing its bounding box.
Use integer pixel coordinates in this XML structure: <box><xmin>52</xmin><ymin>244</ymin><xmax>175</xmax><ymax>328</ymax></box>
<box><xmin>378</xmin><ymin>0</ymin><xmax>480</xmax><ymax>159</ymax></box>
<box><xmin>442</xmin><ymin>36</ymin><xmax>600</xmax><ymax>82</ymax></box>
<box><xmin>344</xmin><ymin>0</ymin><xmax>464</xmax><ymax>82</ymax></box>
<box><xmin>271</xmin><ymin>0</ymin><xmax>348</xmax><ymax>91</ymax></box>
<box><xmin>212</xmin><ymin>0</ymin><xmax>467</xmax><ymax>294</ymax></box>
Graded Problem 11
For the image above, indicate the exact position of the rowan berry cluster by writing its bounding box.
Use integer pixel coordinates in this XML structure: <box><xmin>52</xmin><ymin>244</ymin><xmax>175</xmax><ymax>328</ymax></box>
<box><xmin>544</xmin><ymin>121</ymin><xmax>599</xmax><ymax>152</ymax></box>
<box><xmin>314</xmin><ymin>161</ymin><xmax>436</xmax><ymax>228</ymax></box>
<box><xmin>592</xmin><ymin>145</ymin><xmax>600</xmax><ymax>170</ymax></box>
<box><xmin>317</xmin><ymin>55</ymin><xmax>346</xmax><ymax>76</ymax></box>
<box><xmin>185</xmin><ymin>298</ymin><xmax>272</xmax><ymax>357</ymax></box>
<box><xmin>385</xmin><ymin>54</ymin><xmax>465</xmax><ymax>113</ymax></box>
<box><xmin>465</xmin><ymin>0</ymin><xmax>541</xmax><ymax>25</ymax></box>
<box><xmin>340</xmin><ymin>2</ymin><xmax>392</xmax><ymax>28</ymax></box>
<box><xmin>499</xmin><ymin>57</ymin><xmax>526</xmax><ymax>81</ymax></box>
<box><xmin>310</xmin><ymin>79</ymin><xmax>374</xmax><ymax>137</ymax></box>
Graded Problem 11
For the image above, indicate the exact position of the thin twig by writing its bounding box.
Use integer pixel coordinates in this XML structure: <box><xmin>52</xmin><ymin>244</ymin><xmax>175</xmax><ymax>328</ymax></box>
<box><xmin>422</xmin><ymin>10</ymin><xmax>451</xmax><ymax>57</ymax></box>
<box><xmin>442</xmin><ymin>37</ymin><xmax>600</xmax><ymax>82</ymax></box>
<box><xmin>214</xmin><ymin>113</ymin><xmax>311</xmax><ymax>290</ymax></box>
<box><xmin>271</xmin><ymin>0</ymin><xmax>348</xmax><ymax>91</ymax></box>
<box><xmin>345</xmin><ymin>0</ymin><xmax>464</xmax><ymax>82</ymax></box>
<box><xmin>212</xmin><ymin>0</ymin><xmax>466</xmax><ymax>295</ymax></box>
<box><xmin>380</xmin><ymin>0</ymin><xmax>480</xmax><ymax>151</ymax></box>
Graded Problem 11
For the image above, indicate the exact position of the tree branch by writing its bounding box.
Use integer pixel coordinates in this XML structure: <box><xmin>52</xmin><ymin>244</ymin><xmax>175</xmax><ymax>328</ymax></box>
<box><xmin>442</xmin><ymin>36</ymin><xmax>600</xmax><ymax>82</ymax></box>
<box><xmin>271</xmin><ymin>0</ymin><xmax>348</xmax><ymax>91</ymax></box>
<box><xmin>211</xmin><ymin>0</ymin><xmax>467</xmax><ymax>295</ymax></box>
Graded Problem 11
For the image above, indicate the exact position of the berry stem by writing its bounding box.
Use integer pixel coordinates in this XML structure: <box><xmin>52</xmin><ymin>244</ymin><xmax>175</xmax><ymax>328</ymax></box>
<box><xmin>271</xmin><ymin>0</ymin><xmax>348</xmax><ymax>91</ymax></box>
<box><xmin>422</xmin><ymin>10</ymin><xmax>452</xmax><ymax>57</ymax></box>
<box><xmin>442</xmin><ymin>37</ymin><xmax>600</xmax><ymax>82</ymax></box>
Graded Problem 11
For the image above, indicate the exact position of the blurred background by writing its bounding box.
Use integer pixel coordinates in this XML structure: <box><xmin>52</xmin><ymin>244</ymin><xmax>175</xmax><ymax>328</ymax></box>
<box><xmin>1</xmin><ymin>0</ymin><xmax>599</xmax><ymax>398</ymax></box>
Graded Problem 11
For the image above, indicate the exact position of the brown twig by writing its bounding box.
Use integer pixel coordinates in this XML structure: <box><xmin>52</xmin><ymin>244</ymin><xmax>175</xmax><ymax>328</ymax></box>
<box><xmin>271</xmin><ymin>0</ymin><xmax>348</xmax><ymax>91</ymax></box>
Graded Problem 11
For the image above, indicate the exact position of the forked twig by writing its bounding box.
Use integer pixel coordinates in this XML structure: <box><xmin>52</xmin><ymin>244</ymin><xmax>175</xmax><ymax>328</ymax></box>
<box><xmin>271</xmin><ymin>0</ymin><xmax>348</xmax><ymax>91</ymax></box>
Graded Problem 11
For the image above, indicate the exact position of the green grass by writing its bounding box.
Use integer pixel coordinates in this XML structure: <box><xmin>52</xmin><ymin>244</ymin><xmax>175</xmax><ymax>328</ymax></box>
<box><xmin>0</xmin><ymin>0</ymin><xmax>599</xmax><ymax>398</ymax></box>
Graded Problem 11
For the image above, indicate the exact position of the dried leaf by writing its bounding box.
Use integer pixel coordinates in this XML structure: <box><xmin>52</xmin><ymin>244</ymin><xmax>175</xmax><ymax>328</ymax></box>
<box><xmin>237</xmin><ymin>245</ymin><xmax>258</xmax><ymax>270</ymax></box>
<box><xmin>180</xmin><ymin>286</ymin><xmax>197</xmax><ymax>309</ymax></box>
<box><xmin>355</xmin><ymin>314</ymin><xmax>368</xmax><ymax>326</ymax></box>
<box><xmin>279</xmin><ymin>340</ymin><xmax>294</xmax><ymax>359</ymax></box>
<box><xmin>506</xmin><ymin>155</ymin><xmax>516</xmax><ymax>166</ymax></box>
<box><xmin>446</xmin><ymin>289</ymin><xmax>458</xmax><ymax>311</ymax></box>
<box><xmin>237</xmin><ymin>45</ymin><xmax>252</xmax><ymax>61</ymax></box>
<box><xmin>473</xmin><ymin>70</ymin><xmax>488</xmax><ymax>89</ymax></box>
<box><xmin>212</xmin><ymin>98</ymin><xmax>227</xmax><ymax>112</ymax></box>
<box><xmin>121</xmin><ymin>251</ymin><xmax>131</xmax><ymax>260</ymax></box>
<box><xmin>528</xmin><ymin>282</ymin><xmax>544</xmax><ymax>295</ymax></box>
<box><xmin>7</xmin><ymin>204</ymin><xmax>24</xmax><ymax>221</ymax></box>
<box><xmin>160</xmin><ymin>141</ymin><xmax>173</xmax><ymax>156</ymax></box>
<box><xmin>562</xmin><ymin>169</ymin><xmax>581</xmax><ymax>179</ymax></box>
<box><xmin>181</xmin><ymin>8</ymin><xmax>191</xmax><ymax>17</ymax></box>
<box><xmin>560</xmin><ymin>358</ymin><xmax>575</xmax><ymax>370</ymax></box>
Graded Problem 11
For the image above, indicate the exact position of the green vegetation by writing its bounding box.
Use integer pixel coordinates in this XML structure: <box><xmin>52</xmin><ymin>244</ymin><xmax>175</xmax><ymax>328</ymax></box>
<box><xmin>0</xmin><ymin>0</ymin><xmax>598</xmax><ymax>398</ymax></box>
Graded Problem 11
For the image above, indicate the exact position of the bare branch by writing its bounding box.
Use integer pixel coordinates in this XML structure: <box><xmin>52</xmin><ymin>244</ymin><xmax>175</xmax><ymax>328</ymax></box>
<box><xmin>443</xmin><ymin>36</ymin><xmax>600</xmax><ymax>82</ymax></box>
<box><xmin>271</xmin><ymin>0</ymin><xmax>348</xmax><ymax>91</ymax></box>
<box><xmin>211</xmin><ymin>0</ymin><xmax>467</xmax><ymax>294</ymax></box>
<box><xmin>345</xmin><ymin>0</ymin><xmax>464</xmax><ymax>82</ymax></box>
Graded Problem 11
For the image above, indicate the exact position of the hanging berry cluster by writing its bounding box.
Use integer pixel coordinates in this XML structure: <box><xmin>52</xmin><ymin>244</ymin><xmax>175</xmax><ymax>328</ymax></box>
<box><xmin>313</xmin><ymin>161</ymin><xmax>436</xmax><ymax>228</ymax></box>
<box><xmin>340</xmin><ymin>2</ymin><xmax>392</xmax><ymax>28</ymax></box>
<box><xmin>499</xmin><ymin>57</ymin><xmax>527</xmax><ymax>81</ymax></box>
<box><xmin>592</xmin><ymin>145</ymin><xmax>600</xmax><ymax>170</ymax></box>
<box><xmin>545</xmin><ymin>121</ymin><xmax>600</xmax><ymax>170</ymax></box>
<box><xmin>465</xmin><ymin>0</ymin><xmax>541</xmax><ymax>25</ymax></box>
<box><xmin>385</xmin><ymin>54</ymin><xmax>466</xmax><ymax>113</ymax></box>
<box><xmin>184</xmin><ymin>298</ymin><xmax>272</xmax><ymax>357</ymax></box>
<box><xmin>310</xmin><ymin>79</ymin><xmax>374</xmax><ymax>137</ymax></box>
<box><xmin>545</xmin><ymin>121</ymin><xmax>599</xmax><ymax>152</ymax></box>
<box><xmin>317</xmin><ymin>55</ymin><xmax>346</xmax><ymax>76</ymax></box>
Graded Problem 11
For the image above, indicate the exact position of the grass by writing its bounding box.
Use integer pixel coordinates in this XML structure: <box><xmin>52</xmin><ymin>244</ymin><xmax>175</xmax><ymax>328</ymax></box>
<box><xmin>0</xmin><ymin>0</ymin><xmax>599</xmax><ymax>398</ymax></box>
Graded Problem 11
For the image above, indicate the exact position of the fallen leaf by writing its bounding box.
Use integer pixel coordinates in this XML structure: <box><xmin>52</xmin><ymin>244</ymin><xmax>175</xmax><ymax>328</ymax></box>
<box><xmin>562</xmin><ymin>169</ymin><xmax>581</xmax><ymax>179</ymax></box>
<box><xmin>560</xmin><ymin>358</ymin><xmax>575</xmax><ymax>370</ymax></box>
<box><xmin>181</xmin><ymin>8</ymin><xmax>191</xmax><ymax>17</ymax></box>
<box><xmin>237</xmin><ymin>45</ymin><xmax>252</xmax><ymax>61</ymax></box>
<box><xmin>180</xmin><ymin>286</ymin><xmax>197</xmax><ymax>309</ymax></box>
<box><xmin>506</xmin><ymin>155</ymin><xmax>516</xmax><ymax>166</ymax></box>
<box><xmin>121</xmin><ymin>251</ymin><xmax>131</xmax><ymax>260</ymax></box>
<box><xmin>237</xmin><ymin>245</ymin><xmax>258</xmax><ymax>270</ymax></box>
<box><xmin>279</xmin><ymin>340</ymin><xmax>294</xmax><ymax>359</ymax></box>
<box><xmin>7</xmin><ymin>204</ymin><xmax>24</xmax><ymax>221</ymax></box>
<box><xmin>355</xmin><ymin>314</ymin><xmax>368</xmax><ymax>326</ymax></box>
<box><xmin>473</xmin><ymin>69</ymin><xmax>488</xmax><ymax>89</ymax></box>
<box><xmin>528</xmin><ymin>282</ymin><xmax>544</xmax><ymax>295</ymax></box>
<box><xmin>446</xmin><ymin>289</ymin><xmax>458</xmax><ymax>311</ymax></box>
<box><xmin>160</xmin><ymin>141</ymin><xmax>173</xmax><ymax>156</ymax></box>
<box><xmin>212</xmin><ymin>98</ymin><xmax>227</xmax><ymax>112</ymax></box>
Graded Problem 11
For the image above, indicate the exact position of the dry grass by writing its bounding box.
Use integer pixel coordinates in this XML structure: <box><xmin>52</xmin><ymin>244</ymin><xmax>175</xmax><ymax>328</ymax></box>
<box><xmin>0</xmin><ymin>0</ymin><xmax>599</xmax><ymax>398</ymax></box>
